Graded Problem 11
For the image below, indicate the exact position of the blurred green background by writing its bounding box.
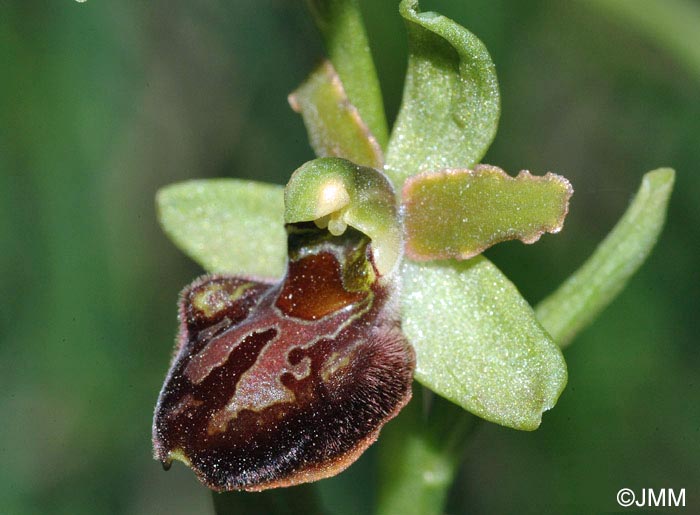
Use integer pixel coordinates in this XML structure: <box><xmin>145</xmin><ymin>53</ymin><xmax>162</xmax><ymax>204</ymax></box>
<box><xmin>1</xmin><ymin>1</ymin><xmax>698</xmax><ymax>513</ymax></box>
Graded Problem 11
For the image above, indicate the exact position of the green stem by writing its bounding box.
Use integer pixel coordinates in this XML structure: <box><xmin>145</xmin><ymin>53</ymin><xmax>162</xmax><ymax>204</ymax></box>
<box><xmin>305</xmin><ymin>0</ymin><xmax>389</xmax><ymax>147</ymax></box>
<box><xmin>376</xmin><ymin>387</ymin><xmax>480</xmax><ymax>515</ymax></box>
<box><xmin>212</xmin><ymin>483</ymin><xmax>326</xmax><ymax>515</ymax></box>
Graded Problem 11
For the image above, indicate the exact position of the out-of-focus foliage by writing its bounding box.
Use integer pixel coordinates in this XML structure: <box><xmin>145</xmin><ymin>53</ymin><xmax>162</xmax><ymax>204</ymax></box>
<box><xmin>0</xmin><ymin>1</ymin><xmax>697</xmax><ymax>514</ymax></box>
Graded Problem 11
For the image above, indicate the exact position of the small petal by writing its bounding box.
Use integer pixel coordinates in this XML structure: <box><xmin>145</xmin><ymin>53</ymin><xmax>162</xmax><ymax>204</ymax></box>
<box><xmin>289</xmin><ymin>60</ymin><xmax>384</xmax><ymax>169</ymax></box>
<box><xmin>402</xmin><ymin>166</ymin><xmax>573</xmax><ymax>261</ymax></box>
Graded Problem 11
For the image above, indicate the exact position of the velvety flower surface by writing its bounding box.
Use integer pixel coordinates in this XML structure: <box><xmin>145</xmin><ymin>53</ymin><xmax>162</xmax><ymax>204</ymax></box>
<box><xmin>153</xmin><ymin>223</ymin><xmax>414</xmax><ymax>491</ymax></box>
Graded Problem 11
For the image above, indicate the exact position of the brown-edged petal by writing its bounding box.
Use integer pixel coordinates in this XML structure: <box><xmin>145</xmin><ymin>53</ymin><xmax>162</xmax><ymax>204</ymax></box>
<box><xmin>402</xmin><ymin>166</ymin><xmax>573</xmax><ymax>261</ymax></box>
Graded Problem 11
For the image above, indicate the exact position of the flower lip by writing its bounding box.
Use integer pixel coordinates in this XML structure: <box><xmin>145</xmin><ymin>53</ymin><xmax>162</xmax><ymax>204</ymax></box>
<box><xmin>152</xmin><ymin>222</ymin><xmax>415</xmax><ymax>491</ymax></box>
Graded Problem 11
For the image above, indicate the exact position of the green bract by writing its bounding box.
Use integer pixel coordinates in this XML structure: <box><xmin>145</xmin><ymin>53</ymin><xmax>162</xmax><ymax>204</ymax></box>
<box><xmin>305</xmin><ymin>0</ymin><xmax>389</xmax><ymax>147</ymax></box>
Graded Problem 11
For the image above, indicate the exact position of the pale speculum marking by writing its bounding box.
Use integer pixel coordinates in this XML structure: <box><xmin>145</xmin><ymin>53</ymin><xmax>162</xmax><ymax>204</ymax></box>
<box><xmin>319</xmin><ymin>340</ymin><xmax>363</xmax><ymax>382</ymax></box>
<box><xmin>190</xmin><ymin>282</ymin><xmax>256</xmax><ymax>318</ymax></box>
<box><xmin>187</xmin><ymin>267</ymin><xmax>372</xmax><ymax>435</ymax></box>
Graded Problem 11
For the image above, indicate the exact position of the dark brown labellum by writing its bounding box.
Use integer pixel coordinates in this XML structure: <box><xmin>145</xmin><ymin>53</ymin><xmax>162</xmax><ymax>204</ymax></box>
<box><xmin>152</xmin><ymin>224</ymin><xmax>414</xmax><ymax>491</ymax></box>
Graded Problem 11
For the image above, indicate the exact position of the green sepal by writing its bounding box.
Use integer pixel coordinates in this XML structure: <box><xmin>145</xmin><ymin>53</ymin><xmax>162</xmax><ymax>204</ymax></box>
<box><xmin>385</xmin><ymin>0</ymin><xmax>500</xmax><ymax>189</ymax></box>
<box><xmin>401</xmin><ymin>257</ymin><xmax>567</xmax><ymax>430</ymax></box>
<box><xmin>157</xmin><ymin>179</ymin><xmax>286</xmax><ymax>277</ymax></box>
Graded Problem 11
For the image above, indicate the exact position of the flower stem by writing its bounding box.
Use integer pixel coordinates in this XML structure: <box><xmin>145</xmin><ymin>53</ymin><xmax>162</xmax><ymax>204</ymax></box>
<box><xmin>305</xmin><ymin>0</ymin><xmax>389</xmax><ymax>147</ymax></box>
<box><xmin>376</xmin><ymin>387</ymin><xmax>480</xmax><ymax>515</ymax></box>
